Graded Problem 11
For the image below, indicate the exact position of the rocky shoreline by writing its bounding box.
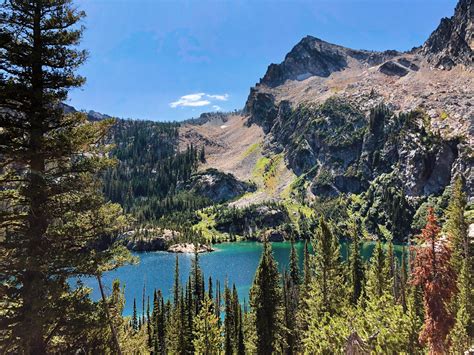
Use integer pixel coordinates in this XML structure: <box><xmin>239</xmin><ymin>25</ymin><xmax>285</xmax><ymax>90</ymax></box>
<box><xmin>167</xmin><ymin>243</ymin><xmax>215</xmax><ymax>254</ymax></box>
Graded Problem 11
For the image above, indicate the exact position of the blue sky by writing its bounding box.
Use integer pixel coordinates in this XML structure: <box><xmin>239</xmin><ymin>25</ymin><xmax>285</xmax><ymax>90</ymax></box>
<box><xmin>68</xmin><ymin>0</ymin><xmax>458</xmax><ymax>121</ymax></box>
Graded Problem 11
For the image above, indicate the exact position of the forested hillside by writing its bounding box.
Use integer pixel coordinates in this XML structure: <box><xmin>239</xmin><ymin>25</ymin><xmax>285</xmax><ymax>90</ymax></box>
<box><xmin>102</xmin><ymin>119</ymin><xmax>208</xmax><ymax>222</ymax></box>
<box><xmin>1</xmin><ymin>0</ymin><xmax>472</xmax><ymax>354</ymax></box>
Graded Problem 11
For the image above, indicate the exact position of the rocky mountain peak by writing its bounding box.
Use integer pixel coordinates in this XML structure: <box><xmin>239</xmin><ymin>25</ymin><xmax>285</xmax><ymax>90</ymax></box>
<box><xmin>421</xmin><ymin>0</ymin><xmax>473</xmax><ymax>69</ymax></box>
<box><xmin>258</xmin><ymin>36</ymin><xmax>400</xmax><ymax>88</ymax></box>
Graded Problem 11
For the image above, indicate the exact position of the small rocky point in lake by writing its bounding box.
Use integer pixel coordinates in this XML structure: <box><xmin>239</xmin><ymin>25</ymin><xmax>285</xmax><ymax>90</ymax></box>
<box><xmin>167</xmin><ymin>243</ymin><xmax>215</xmax><ymax>254</ymax></box>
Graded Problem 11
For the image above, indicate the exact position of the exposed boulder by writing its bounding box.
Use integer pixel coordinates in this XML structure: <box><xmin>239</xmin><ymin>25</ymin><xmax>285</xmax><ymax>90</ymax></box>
<box><xmin>397</xmin><ymin>58</ymin><xmax>420</xmax><ymax>71</ymax></box>
<box><xmin>167</xmin><ymin>243</ymin><xmax>214</xmax><ymax>253</ymax></box>
<box><xmin>181</xmin><ymin>168</ymin><xmax>256</xmax><ymax>203</ymax></box>
<box><xmin>379</xmin><ymin>61</ymin><xmax>410</xmax><ymax>76</ymax></box>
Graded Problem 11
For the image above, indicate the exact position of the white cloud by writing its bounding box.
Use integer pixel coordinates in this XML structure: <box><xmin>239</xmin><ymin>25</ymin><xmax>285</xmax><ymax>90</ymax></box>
<box><xmin>212</xmin><ymin>105</ymin><xmax>222</xmax><ymax>111</ymax></box>
<box><xmin>170</xmin><ymin>93</ymin><xmax>210</xmax><ymax>108</ymax></box>
<box><xmin>170</xmin><ymin>92</ymin><xmax>229</xmax><ymax>108</ymax></box>
<box><xmin>207</xmin><ymin>94</ymin><xmax>229</xmax><ymax>101</ymax></box>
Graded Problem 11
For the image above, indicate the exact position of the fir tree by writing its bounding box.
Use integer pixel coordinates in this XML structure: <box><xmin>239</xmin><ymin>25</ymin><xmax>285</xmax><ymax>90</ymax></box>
<box><xmin>173</xmin><ymin>255</ymin><xmax>180</xmax><ymax>306</ymax></box>
<box><xmin>349</xmin><ymin>221</ymin><xmax>365</xmax><ymax>304</ymax></box>
<box><xmin>411</xmin><ymin>208</ymin><xmax>457</xmax><ymax>354</ymax></box>
<box><xmin>449</xmin><ymin>258</ymin><xmax>472</xmax><ymax>353</ymax></box>
<box><xmin>0</xmin><ymin>1</ymin><xmax>128</xmax><ymax>352</ymax></box>
<box><xmin>303</xmin><ymin>218</ymin><xmax>346</xmax><ymax>351</ymax></box>
<box><xmin>224</xmin><ymin>282</ymin><xmax>235</xmax><ymax>354</ymax></box>
<box><xmin>399</xmin><ymin>248</ymin><xmax>408</xmax><ymax>312</ymax></box>
<box><xmin>192</xmin><ymin>248</ymin><xmax>204</xmax><ymax>315</ymax></box>
<box><xmin>444</xmin><ymin>176</ymin><xmax>473</xmax><ymax>342</ymax></box>
<box><xmin>302</xmin><ymin>238</ymin><xmax>312</xmax><ymax>295</ymax></box>
<box><xmin>249</xmin><ymin>240</ymin><xmax>284</xmax><ymax>354</ymax></box>
<box><xmin>284</xmin><ymin>241</ymin><xmax>301</xmax><ymax>354</ymax></box>
<box><xmin>311</xmin><ymin>218</ymin><xmax>343</xmax><ymax>313</ymax></box>
<box><xmin>193</xmin><ymin>296</ymin><xmax>223</xmax><ymax>355</ymax></box>
<box><xmin>405</xmin><ymin>285</ymin><xmax>424</xmax><ymax>354</ymax></box>
<box><xmin>232</xmin><ymin>285</ymin><xmax>245</xmax><ymax>355</ymax></box>
<box><xmin>132</xmin><ymin>299</ymin><xmax>139</xmax><ymax>332</ymax></box>
<box><xmin>289</xmin><ymin>239</ymin><xmax>300</xmax><ymax>286</ymax></box>
<box><xmin>366</xmin><ymin>240</ymin><xmax>387</xmax><ymax>299</ymax></box>
<box><xmin>444</xmin><ymin>176</ymin><xmax>469</xmax><ymax>274</ymax></box>
<box><xmin>153</xmin><ymin>291</ymin><xmax>167</xmax><ymax>354</ymax></box>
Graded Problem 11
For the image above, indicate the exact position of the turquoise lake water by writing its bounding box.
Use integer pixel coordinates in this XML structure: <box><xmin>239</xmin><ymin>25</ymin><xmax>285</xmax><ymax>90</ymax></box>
<box><xmin>74</xmin><ymin>241</ymin><xmax>405</xmax><ymax>316</ymax></box>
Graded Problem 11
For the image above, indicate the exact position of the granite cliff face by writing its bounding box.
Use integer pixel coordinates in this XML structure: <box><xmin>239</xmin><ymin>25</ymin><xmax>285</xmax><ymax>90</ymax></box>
<box><xmin>421</xmin><ymin>0</ymin><xmax>473</xmax><ymax>69</ymax></box>
<box><xmin>180</xmin><ymin>168</ymin><xmax>256</xmax><ymax>203</ymax></box>
<box><xmin>242</xmin><ymin>0</ymin><xmax>473</xmax><ymax>201</ymax></box>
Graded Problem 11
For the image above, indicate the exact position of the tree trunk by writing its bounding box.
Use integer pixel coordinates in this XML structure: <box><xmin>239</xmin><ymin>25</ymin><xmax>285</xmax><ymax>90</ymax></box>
<box><xmin>97</xmin><ymin>274</ymin><xmax>123</xmax><ymax>355</ymax></box>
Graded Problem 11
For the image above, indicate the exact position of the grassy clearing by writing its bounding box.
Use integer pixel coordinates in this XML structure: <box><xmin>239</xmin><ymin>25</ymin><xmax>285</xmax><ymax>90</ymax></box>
<box><xmin>283</xmin><ymin>200</ymin><xmax>315</xmax><ymax>225</ymax></box>
<box><xmin>253</xmin><ymin>153</ymin><xmax>284</xmax><ymax>193</ymax></box>
<box><xmin>241</xmin><ymin>142</ymin><xmax>261</xmax><ymax>159</ymax></box>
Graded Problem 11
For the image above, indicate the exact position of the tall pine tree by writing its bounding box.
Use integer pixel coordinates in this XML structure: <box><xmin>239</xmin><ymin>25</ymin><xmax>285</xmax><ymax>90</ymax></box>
<box><xmin>249</xmin><ymin>240</ymin><xmax>284</xmax><ymax>354</ymax></box>
<box><xmin>0</xmin><ymin>1</ymin><xmax>128</xmax><ymax>352</ymax></box>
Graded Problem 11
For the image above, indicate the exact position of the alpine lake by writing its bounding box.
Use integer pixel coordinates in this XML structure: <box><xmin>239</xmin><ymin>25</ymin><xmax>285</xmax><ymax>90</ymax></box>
<box><xmin>74</xmin><ymin>240</ymin><xmax>406</xmax><ymax>316</ymax></box>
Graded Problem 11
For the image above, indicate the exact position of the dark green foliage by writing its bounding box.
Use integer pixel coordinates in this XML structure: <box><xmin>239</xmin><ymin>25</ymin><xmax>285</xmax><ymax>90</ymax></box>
<box><xmin>357</xmin><ymin>173</ymin><xmax>414</xmax><ymax>242</ymax></box>
<box><xmin>349</xmin><ymin>221</ymin><xmax>365</xmax><ymax>304</ymax></box>
<box><xmin>0</xmin><ymin>1</ymin><xmax>129</xmax><ymax>352</ymax></box>
<box><xmin>103</xmin><ymin>120</ymin><xmax>206</xmax><ymax>222</ymax></box>
<box><xmin>214</xmin><ymin>202</ymin><xmax>290</xmax><ymax>236</ymax></box>
<box><xmin>283</xmin><ymin>242</ymin><xmax>301</xmax><ymax>354</ymax></box>
<box><xmin>224</xmin><ymin>283</ymin><xmax>235</xmax><ymax>354</ymax></box>
<box><xmin>366</xmin><ymin>240</ymin><xmax>388</xmax><ymax>298</ymax></box>
<box><xmin>249</xmin><ymin>241</ymin><xmax>284</xmax><ymax>354</ymax></box>
<box><xmin>132</xmin><ymin>299</ymin><xmax>139</xmax><ymax>332</ymax></box>
<box><xmin>312</xmin><ymin>218</ymin><xmax>344</xmax><ymax>313</ymax></box>
<box><xmin>289</xmin><ymin>240</ymin><xmax>300</xmax><ymax>286</ymax></box>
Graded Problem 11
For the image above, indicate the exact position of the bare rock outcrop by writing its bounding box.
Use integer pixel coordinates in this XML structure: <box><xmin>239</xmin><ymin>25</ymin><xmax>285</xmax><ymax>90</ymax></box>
<box><xmin>167</xmin><ymin>243</ymin><xmax>214</xmax><ymax>253</ymax></box>
<box><xmin>180</xmin><ymin>168</ymin><xmax>256</xmax><ymax>203</ymax></box>
<box><xmin>421</xmin><ymin>0</ymin><xmax>473</xmax><ymax>69</ymax></box>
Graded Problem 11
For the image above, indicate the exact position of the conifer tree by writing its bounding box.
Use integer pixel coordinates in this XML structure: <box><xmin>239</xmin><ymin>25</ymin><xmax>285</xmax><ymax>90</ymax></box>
<box><xmin>192</xmin><ymin>248</ymin><xmax>204</xmax><ymax>314</ymax></box>
<box><xmin>284</xmin><ymin>241</ymin><xmax>301</xmax><ymax>354</ymax></box>
<box><xmin>399</xmin><ymin>248</ymin><xmax>408</xmax><ymax>312</ymax></box>
<box><xmin>349</xmin><ymin>221</ymin><xmax>364</xmax><ymax>304</ymax></box>
<box><xmin>310</xmin><ymin>218</ymin><xmax>343</xmax><ymax>313</ymax></box>
<box><xmin>444</xmin><ymin>176</ymin><xmax>473</xmax><ymax>342</ymax></box>
<box><xmin>167</xmin><ymin>258</ymin><xmax>185</xmax><ymax>354</ymax></box>
<box><xmin>132</xmin><ymin>299</ymin><xmax>139</xmax><ymax>332</ymax></box>
<box><xmin>289</xmin><ymin>239</ymin><xmax>300</xmax><ymax>286</ymax></box>
<box><xmin>444</xmin><ymin>176</ymin><xmax>469</xmax><ymax>274</ymax></box>
<box><xmin>193</xmin><ymin>296</ymin><xmax>223</xmax><ymax>355</ymax></box>
<box><xmin>0</xmin><ymin>1</ymin><xmax>128</xmax><ymax>352</ymax></box>
<box><xmin>411</xmin><ymin>208</ymin><xmax>457</xmax><ymax>354</ymax></box>
<box><xmin>249</xmin><ymin>240</ymin><xmax>284</xmax><ymax>354</ymax></box>
<box><xmin>152</xmin><ymin>290</ymin><xmax>166</xmax><ymax>354</ymax></box>
<box><xmin>449</xmin><ymin>258</ymin><xmax>471</xmax><ymax>353</ymax></box>
<box><xmin>185</xmin><ymin>277</ymin><xmax>195</xmax><ymax>353</ymax></box>
<box><xmin>384</xmin><ymin>238</ymin><xmax>397</xmax><ymax>298</ymax></box>
<box><xmin>302</xmin><ymin>238</ymin><xmax>312</xmax><ymax>296</ymax></box>
<box><xmin>405</xmin><ymin>285</ymin><xmax>424</xmax><ymax>354</ymax></box>
<box><xmin>215</xmin><ymin>280</ymin><xmax>222</xmax><ymax>325</ymax></box>
<box><xmin>173</xmin><ymin>255</ymin><xmax>180</xmax><ymax>305</ymax></box>
<box><xmin>208</xmin><ymin>276</ymin><xmax>214</xmax><ymax>301</ymax></box>
<box><xmin>366</xmin><ymin>240</ymin><xmax>387</xmax><ymax>299</ymax></box>
<box><xmin>303</xmin><ymin>218</ymin><xmax>346</xmax><ymax>350</ymax></box>
<box><xmin>232</xmin><ymin>285</ymin><xmax>245</xmax><ymax>355</ymax></box>
<box><xmin>224</xmin><ymin>282</ymin><xmax>235</xmax><ymax>354</ymax></box>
